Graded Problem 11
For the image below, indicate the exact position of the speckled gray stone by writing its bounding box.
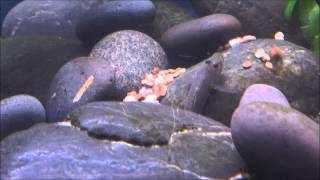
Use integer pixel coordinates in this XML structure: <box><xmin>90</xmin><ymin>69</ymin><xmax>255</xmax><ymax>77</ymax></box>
<box><xmin>204</xmin><ymin>39</ymin><xmax>319</xmax><ymax>125</ymax></box>
<box><xmin>46</xmin><ymin>57</ymin><xmax>114</xmax><ymax>122</ymax></box>
<box><xmin>0</xmin><ymin>94</ymin><xmax>46</xmax><ymax>139</ymax></box>
<box><xmin>231</xmin><ymin>102</ymin><xmax>319</xmax><ymax>180</ymax></box>
<box><xmin>90</xmin><ymin>30</ymin><xmax>169</xmax><ymax>99</ymax></box>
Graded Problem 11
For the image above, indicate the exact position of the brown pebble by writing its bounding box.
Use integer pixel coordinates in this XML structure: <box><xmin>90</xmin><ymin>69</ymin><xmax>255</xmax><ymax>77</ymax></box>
<box><xmin>242</xmin><ymin>60</ymin><xmax>253</xmax><ymax>69</ymax></box>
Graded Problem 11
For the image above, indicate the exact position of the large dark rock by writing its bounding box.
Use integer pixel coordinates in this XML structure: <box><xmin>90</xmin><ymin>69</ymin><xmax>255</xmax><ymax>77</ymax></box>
<box><xmin>1</xmin><ymin>102</ymin><xmax>248</xmax><ymax>179</ymax></box>
<box><xmin>0</xmin><ymin>37</ymin><xmax>88</xmax><ymax>103</ymax></box>
<box><xmin>0</xmin><ymin>94</ymin><xmax>46</xmax><ymax>139</ymax></box>
<box><xmin>46</xmin><ymin>57</ymin><xmax>115</xmax><ymax>122</ymax></box>
<box><xmin>76</xmin><ymin>0</ymin><xmax>155</xmax><ymax>48</ymax></box>
<box><xmin>90</xmin><ymin>30</ymin><xmax>168</xmax><ymax>99</ymax></box>
<box><xmin>151</xmin><ymin>0</ymin><xmax>195</xmax><ymax>40</ymax></box>
<box><xmin>1</xmin><ymin>0</ymin><xmax>103</xmax><ymax>40</ymax></box>
<box><xmin>191</xmin><ymin>0</ymin><xmax>308</xmax><ymax>47</ymax></box>
<box><xmin>161</xmin><ymin>53</ymin><xmax>223</xmax><ymax>114</ymax></box>
<box><xmin>161</xmin><ymin>14</ymin><xmax>241</xmax><ymax>66</ymax></box>
<box><xmin>204</xmin><ymin>39</ymin><xmax>319</xmax><ymax>125</ymax></box>
<box><xmin>231</xmin><ymin>102</ymin><xmax>319</xmax><ymax>180</ymax></box>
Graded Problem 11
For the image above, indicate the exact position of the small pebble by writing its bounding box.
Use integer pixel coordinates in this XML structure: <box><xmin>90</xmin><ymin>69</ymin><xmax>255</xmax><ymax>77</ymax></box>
<box><xmin>262</xmin><ymin>54</ymin><xmax>271</xmax><ymax>61</ymax></box>
<box><xmin>242</xmin><ymin>60</ymin><xmax>253</xmax><ymax>69</ymax></box>
<box><xmin>265</xmin><ymin>61</ymin><xmax>273</xmax><ymax>69</ymax></box>
<box><xmin>274</xmin><ymin>31</ymin><xmax>285</xmax><ymax>40</ymax></box>
<box><xmin>254</xmin><ymin>48</ymin><xmax>265</xmax><ymax>59</ymax></box>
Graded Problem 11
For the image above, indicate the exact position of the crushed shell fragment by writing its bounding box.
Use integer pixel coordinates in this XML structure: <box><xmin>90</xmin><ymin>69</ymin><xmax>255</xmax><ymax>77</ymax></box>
<box><xmin>242</xmin><ymin>60</ymin><xmax>252</xmax><ymax>69</ymax></box>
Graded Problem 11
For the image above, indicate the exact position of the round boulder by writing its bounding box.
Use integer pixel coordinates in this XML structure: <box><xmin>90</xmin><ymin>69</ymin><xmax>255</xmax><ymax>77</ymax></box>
<box><xmin>204</xmin><ymin>39</ymin><xmax>319</xmax><ymax>125</ymax></box>
<box><xmin>0</xmin><ymin>94</ymin><xmax>46</xmax><ymax>139</ymax></box>
<box><xmin>76</xmin><ymin>0</ymin><xmax>155</xmax><ymax>47</ymax></box>
<box><xmin>46</xmin><ymin>57</ymin><xmax>114</xmax><ymax>122</ymax></box>
<box><xmin>1</xmin><ymin>0</ymin><xmax>101</xmax><ymax>40</ymax></box>
<box><xmin>90</xmin><ymin>30</ymin><xmax>168</xmax><ymax>99</ymax></box>
<box><xmin>239</xmin><ymin>84</ymin><xmax>290</xmax><ymax>107</ymax></box>
<box><xmin>231</xmin><ymin>102</ymin><xmax>319</xmax><ymax>180</ymax></box>
<box><xmin>191</xmin><ymin>0</ymin><xmax>308</xmax><ymax>47</ymax></box>
<box><xmin>160</xmin><ymin>14</ymin><xmax>241</xmax><ymax>66</ymax></box>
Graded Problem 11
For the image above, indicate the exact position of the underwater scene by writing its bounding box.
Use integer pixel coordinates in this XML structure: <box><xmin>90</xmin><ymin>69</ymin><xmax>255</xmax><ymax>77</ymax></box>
<box><xmin>0</xmin><ymin>0</ymin><xmax>319</xmax><ymax>179</ymax></box>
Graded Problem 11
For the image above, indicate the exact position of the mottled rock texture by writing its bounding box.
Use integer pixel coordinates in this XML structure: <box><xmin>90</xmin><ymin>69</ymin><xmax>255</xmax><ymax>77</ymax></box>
<box><xmin>1</xmin><ymin>102</ymin><xmax>248</xmax><ymax>179</ymax></box>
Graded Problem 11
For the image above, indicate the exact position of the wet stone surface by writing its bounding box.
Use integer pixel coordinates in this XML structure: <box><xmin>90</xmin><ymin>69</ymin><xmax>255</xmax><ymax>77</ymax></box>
<box><xmin>46</xmin><ymin>57</ymin><xmax>115</xmax><ymax>122</ymax></box>
<box><xmin>1</xmin><ymin>0</ymin><xmax>102</xmax><ymax>40</ymax></box>
<box><xmin>204</xmin><ymin>39</ymin><xmax>319</xmax><ymax>125</ymax></box>
<box><xmin>231</xmin><ymin>102</ymin><xmax>320</xmax><ymax>180</ymax></box>
<box><xmin>1</xmin><ymin>102</ymin><xmax>248</xmax><ymax>179</ymax></box>
<box><xmin>161</xmin><ymin>53</ymin><xmax>223</xmax><ymax>114</ymax></box>
<box><xmin>161</xmin><ymin>14</ymin><xmax>241</xmax><ymax>66</ymax></box>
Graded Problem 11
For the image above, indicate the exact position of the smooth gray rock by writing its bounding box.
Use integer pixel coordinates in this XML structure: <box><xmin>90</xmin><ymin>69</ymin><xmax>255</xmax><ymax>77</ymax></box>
<box><xmin>1</xmin><ymin>102</ymin><xmax>248</xmax><ymax>179</ymax></box>
<box><xmin>90</xmin><ymin>30</ymin><xmax>168</xmax><ymax>99</ymax></box>
<box><xmin>161</xmin><ymin>14</ymin><xmax>241</xmax><ymax>66</ymax></box>
<box><xmin>0</xmin><ymin>37</ymin><xmax>88</xmax><ymax>103</ymax></box>
<box><xmin>0</xmin><ymin>94</ymin><xmax>45</xmax><ymax>139</ymax></box>
<box><xmin>161</xmin><ymin>53</ymin><xmax>223</xmax><ymax>114</ymax></box>
<box><xmin>46</xmin><ymin>57</ymin><xmax>114</xmax><ymax>122</ymax></box>
<box><xmin>239</xmin><ymin>84</ymin><xmax>290</xmax><ymax>107</ymax></box>
<box><xmin>191</xmin><ymin>0</ymin><xmax>308</xmax><ymax>47</ymax></box>
<box><xmin>77</xmin><ymin>0</ymin><xmax>155</xmax><ymax>47</ymax></box>
<box><xmin>1</xmin><ymin>0</ymin><xmax>102</xmax><ymax>40</ymax></box>
<box><xmin>204</xmin><ymin>39</ymin><xmax>319</xmax><ymax>125</ymax></box>
<box><xmin>231</xmin><ymin>102</ymin><xmax>320</xmax><ymax>180</ymax></box>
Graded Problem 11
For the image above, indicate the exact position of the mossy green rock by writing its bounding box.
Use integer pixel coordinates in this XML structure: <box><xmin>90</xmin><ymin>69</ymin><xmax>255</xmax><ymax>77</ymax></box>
<box><xmin>1</xmin><ymin>102</ymin><xmax>248</xmax><ymax>179</ymax></box>
<box><xmin>0</xmin><ymin>37</ymin><xmax>88</xmax><ymax>103</ymax></box>
<box><xmin>204</xmin><ymin>39</ymin><xmax>319</xmax><ymax>125</ymax></box>
<box><xmin>151</xmin><ymin>0</ymin><xmax>194</xmax><ymax>40</ymax></box>
<box><xmin>231</xmin><ymin>102</ymin><xmax>319</xmax><ymax>180</ymax></box>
